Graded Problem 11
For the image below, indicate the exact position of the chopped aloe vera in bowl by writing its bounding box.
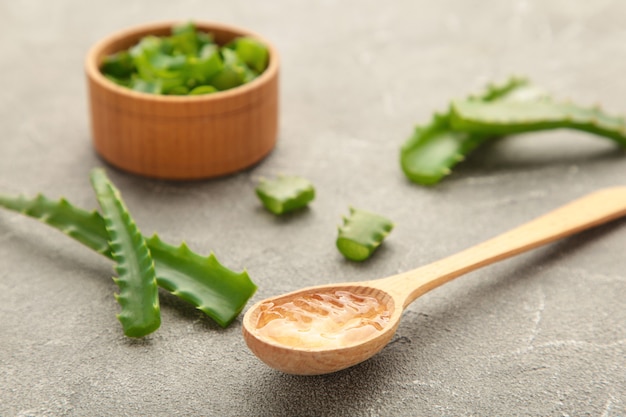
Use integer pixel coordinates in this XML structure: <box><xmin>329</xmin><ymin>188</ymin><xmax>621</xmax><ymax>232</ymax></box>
<box><xmin>100</xmin><ymin>21</ymin><xmax>269</xmax><ymax>95</ymax></box>
<box><xmin>226</xmin><ymin>36</ymin><xmax>269</xmax><ymax>73</ymax></box>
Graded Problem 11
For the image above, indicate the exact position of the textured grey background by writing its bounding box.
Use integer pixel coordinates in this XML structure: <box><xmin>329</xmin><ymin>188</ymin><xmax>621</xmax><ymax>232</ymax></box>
<box><xmin>1</xmin><ymin>1</ymin><xmax>625</xmax><ymax>416</ymax></box>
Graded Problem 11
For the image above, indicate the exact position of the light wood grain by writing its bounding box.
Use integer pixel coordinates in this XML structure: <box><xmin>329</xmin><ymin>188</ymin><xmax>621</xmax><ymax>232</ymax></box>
<box><xmin>85</xmin><ymin>21</ymin><xmax>279</xmax><ymax>179</ymax></box>
<box><xmin>243</xmin><ymin>187</ymin><xmax>626</xmax><ymax>375</ymax></box>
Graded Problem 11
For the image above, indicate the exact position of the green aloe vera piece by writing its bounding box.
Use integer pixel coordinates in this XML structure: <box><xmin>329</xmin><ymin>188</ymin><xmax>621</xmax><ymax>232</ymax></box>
<box><xmin>166</xmin><ymin>85</ymin><xmax>190</xmax><ymax>95</ymax></box>
<box><xmin>189</xmin><ymin>85</ymin><xmax>218</xmax><ymax>95</ymax></box>
<box><xmin>228</xmin><ymin>36</ymin><xmax>269</xmax><ymax>73</ymax></box>
<box><xmin>90</xmin><ymin>169</ymin><xmax>160</xmax><ymax>337</ymax></box>
<box><xmin>336</xmin><ymin>208</ymin><xmax>394</xmax><ymax>262</ymax></box>
<box><xmin>209</xmin><ymin>48</ymin><xmax>248</xmax><ymax>90</ymax></box>
<box><xmin>0</xmin><ymin>193</ymin><xmax>256</xmax><ymax>328</ymax></box>
<box><xmin>401</xmin><ymin>77</ymin><xmax>626</xmax><ymax>186</ymax></box>
<box><xmin>400</xmin><ymin>77</ymin><xmax>534</xmax><ymax>185</ymax></box>
<box><xmin>131</xmin><ymin>77</ymin><xmax>162</xmax><ymax>94</ymax></box>
<box><xmin>450</xmin><ymin>100</ymin><xmax>626</xmax><ymax>146</ymax></box>
<box><xmin>400</xmin><ymin>115</ymin><xmax>488</xmax><ymax>186</ymax></box>
<box><xmin>170</xmin><ymin>21</ymin><xmax>201</xmax><ymax>55</ymax></box>
<box><xmin>101</xmin><ymin>50</ymin><xmax>135</xmax><ymax>79</ymax></box>
<box><xmin>256</xmin><ymin>175</ymin><xmax>316</xmax><ymax>215</ymax></box>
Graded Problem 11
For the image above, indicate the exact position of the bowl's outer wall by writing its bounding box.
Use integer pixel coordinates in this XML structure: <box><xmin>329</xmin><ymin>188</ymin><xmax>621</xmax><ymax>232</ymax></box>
<box><xmin>86</xmin><ymin>21</ymin><xmax>279</xmax><ymax>179</ymax></box>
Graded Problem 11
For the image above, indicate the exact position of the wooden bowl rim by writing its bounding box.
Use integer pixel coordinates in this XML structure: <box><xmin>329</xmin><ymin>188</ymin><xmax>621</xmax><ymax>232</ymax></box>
<box><xmin>85</xmin><ymin>20</ymin><xmax>279</xmax><ymax>104</ymax></box>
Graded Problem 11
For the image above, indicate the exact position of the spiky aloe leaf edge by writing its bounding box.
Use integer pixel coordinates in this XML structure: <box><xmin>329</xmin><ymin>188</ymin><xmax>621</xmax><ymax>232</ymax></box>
<box><xmin>0</xmin><ymin>192</ymin><xmax>256</xmax><ymax>328</ymax></box>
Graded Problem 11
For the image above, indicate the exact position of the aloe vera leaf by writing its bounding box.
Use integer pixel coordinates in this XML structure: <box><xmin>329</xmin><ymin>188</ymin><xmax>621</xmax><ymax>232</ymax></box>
<box><xmin>255</xmin><ymin>175</ymin><xmax>316</xmax><ymax>215</ymax></box>
<box><xmin>336</xmin><ymin>208</ymin><xmax>394</xmax><ymax>262</ymax></box>
<box><xmin>400</xmin><ymin>77</ymin><xmax>535</xmax><ymax>185</ymax></box>
<box><xmin>0</xmin><ymin>193</ymin><xmax>112</xmax><ymax>257</ymax></box>
<box><xmin>400</xmin><ymin>115</ymin><xmax>489</xmax><ymax>186</ymax></box>
<box><xmin>0</xmin><ymin>193</ymin><xmax>256</xmax><ymax>327</ymax></box>
<box><xmin>90</xmin><ymin>169</ymin><xmax>161</xmax><ymax>337</ymax></box>
<box><xmin>450</xmin><ymin>100</ymin><xmax>626</xmax><ymax>147</ymax></box>
<box><xmin>145</xmin><ymin>235</ymin><xmax>254</xmax><ymax>327</ymax></box>
<box><xmin>470</xmin><ymin>77</ymin><xmax>534</xmax><ymax>102</ymax></box>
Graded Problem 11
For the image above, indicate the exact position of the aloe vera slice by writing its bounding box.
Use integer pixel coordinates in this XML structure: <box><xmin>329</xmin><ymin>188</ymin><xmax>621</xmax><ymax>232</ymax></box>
<box><xmin>101</xmin><ymin>50</ymin><xmax>135</xmax><ymax>79</ymax></box>
<box><xmin>450</xmin><ymin>100</ymin><xmax>626</xmax><ymax>146</ymax></box>
<box><xmin>90</xmin><ymin>169</ymin><xmax>161</xmax><ymax>337</ymax></box>
<box><xmin>209</xmin><ymin>48</ymin><xmax>248</xmax><ymax>90</ymax></box>
<box><xmin>228</xmin><ymin>36</ymin><xmax>269</xmax><ymax>73</ymax></box>
<box><xmin>131</xmin><ymin>78</ymin><xmax>162</xmax><ymax>94</ymax></box>
<box><xmin>336</xmin><ymin>208</ymin><xmax>394</xmax><ymax>261</ymax></box>
<box><xmin>170</xmin><ymin>21</ymin><xmax>200</xmax><ymax>55</ymax></box>
<box><xmin>400</xmin><ymin>77</ymin><xmax>534</xmax><ymax>185</ymax></box>
<box><xmin>187</xmin><ymin>45</ymin><xmax>223</xmax><ymax>84</ymax></box>
<box><xmin>189</xmin><ymin>85</ymin><xmax>217</xmax><ymax>95</ymax></box>
<box><xmin>0</xmin><ymin>193</ymin><xmax>256</xmax><ymax>328</ymax></box>
<box><xmin>255</xmin><ymin>175</ymin><xmax>316</xmax><ymax>215</ymax></box>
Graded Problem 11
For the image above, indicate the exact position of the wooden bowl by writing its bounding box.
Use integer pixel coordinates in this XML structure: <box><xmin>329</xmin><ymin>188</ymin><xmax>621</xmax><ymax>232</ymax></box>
<box><xmin>85</xmin><ymin>21</ymin><xmax>279</xmax><ymax>180</ymax></box>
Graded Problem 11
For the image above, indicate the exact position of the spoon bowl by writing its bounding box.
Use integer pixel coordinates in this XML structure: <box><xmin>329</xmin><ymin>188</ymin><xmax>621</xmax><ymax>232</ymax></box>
<box><xmin>243</xmin><ymin>187</ymin><xmax>626</xmax><ymax>375</ymax></box>
<box><xmin>243</xmin><ymin>284</ymin><xmax>401</xmax><ymax>375</ymax></box>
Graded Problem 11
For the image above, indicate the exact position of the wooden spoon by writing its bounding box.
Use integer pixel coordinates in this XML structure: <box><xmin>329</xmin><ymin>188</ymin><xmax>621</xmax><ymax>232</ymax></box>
<box><xmin>243</xmin><ymin>187</ymin><xmax>626</xmax><ymax>375</ymax></box>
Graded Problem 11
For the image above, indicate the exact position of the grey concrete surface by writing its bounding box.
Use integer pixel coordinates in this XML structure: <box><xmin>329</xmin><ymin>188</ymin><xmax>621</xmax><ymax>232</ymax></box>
<box><xmin>1</xmin><ymin>1</ymin><xmax>625</xmax><ymax>416</ymax></box>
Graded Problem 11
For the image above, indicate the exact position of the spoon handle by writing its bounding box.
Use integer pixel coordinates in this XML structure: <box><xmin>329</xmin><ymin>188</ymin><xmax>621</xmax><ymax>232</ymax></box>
<box><xmin>381</xmin><ymin>187</ymin><xmax>626</xmax><ymax>307</ymax></box>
